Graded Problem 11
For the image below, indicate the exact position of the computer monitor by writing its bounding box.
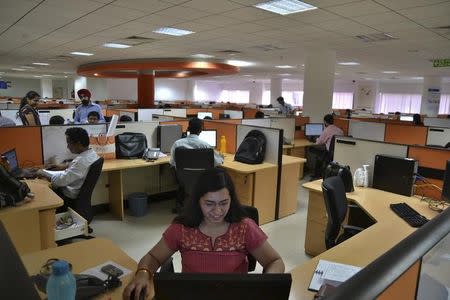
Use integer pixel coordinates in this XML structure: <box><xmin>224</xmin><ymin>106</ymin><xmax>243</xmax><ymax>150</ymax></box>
<box><xmin>400</xmin><ymin>115</ymin><xmax>414</xmax><ymax>121</ymax></box>
<box><xmin>1</xmin><ymin>148</ymin><xmax>19</xmax><ymax>172</ymax></box>
<box><xmin>305</xmin><ymin>123</ymin><xmax>324</xmax><ymax>137</ymax></box>
<box><xmin>197</xmin><ymin>112</ymin><xmax>212</xmax><ymax>119</ymax></box>
<box><xmin>187</xmin><ymin>130</ymin><xmax>217</xmax><ymax>147</ymax></box>
<box><xmin>442</xmin><ymin>160</ymin><xmax>450</xmax><ymax>202</ymax></box>
<box><xmin>154</xmin><ymin>273</ymin><xmax>292</xmax><ymax>300</ymax></box>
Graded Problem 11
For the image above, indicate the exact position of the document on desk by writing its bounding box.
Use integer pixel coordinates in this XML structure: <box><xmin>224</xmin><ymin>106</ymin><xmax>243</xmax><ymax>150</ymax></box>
<box><xmin>308</xmin><ymin>259</ymin><xmax>362</xmax><ymax>292</ymax></box>
<box><xmin>81</xmin><ymin>260</ymin><xmax>131</xmax><ymax>281</ymax></box>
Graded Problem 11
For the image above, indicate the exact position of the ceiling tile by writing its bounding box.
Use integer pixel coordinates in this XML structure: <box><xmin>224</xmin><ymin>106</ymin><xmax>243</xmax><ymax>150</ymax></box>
<box><xmin>0</xmin><ymin>0</ymin><xmax>41</xmax><ymax>24</ymax></box>
<box><xmin>374</xmin><ymin>0</ymin><xmax>447</xmax><ymax>10</ymax></box>
<box><xmin>325</xmin><ymin>0</ymin><xmax>389</xmax><ymax>17</ymax></box>
<box><xmin>351</xmin><ymin>11</ymin><xmax>409</xmax><ymax>26</ymax></box>
<box><xmin>287</xmin><ymin>8</ymin><xmax>342</xmax><ymax>23</ymax></box>
<box><xmin>195</xmin><ymin>14</ymin><xmax>241</xmax><ymax>26</ymax></box>
<box><xmin>113</xmin><ymin>0</ymin><xmax>173</xmax><ymax>13</ymax></box>
<box><xmin>222</xmin><ymin>7</ymin><xmax>276</xmax><ymax>21</ymax></box>
<box><xmin>95</xmin><ymin>5</ymin><xmax>148</xmax><ymax>20</ymax></box>
<box><xmin>182</xmin><ymin>0</ymin><xmax>244</xmax><ymax>14</ymax></box>
<box><xmin>304</xmin><ymin>0</ymin><xmax>365</xmax><ymax>8</ymax></box>
<box><xmin>155</xmin><ymin>6</ymin><xmax>210</xmax><ymax>21</ymax></box>
<box><xmin>399</xmin><ymin>2</ymin><xmax>450</xmax><ymax>19</ymax></box>
<box><xmin>371</xmin><ymin>21</ymin><xmax>423</xmax><ymax>33</ymax></box>
<box><xmin>316</xmin><ymin>19</ymin><xmax>378</xmax><ymax>36</ymax></box>
<box><xmin>137</xmin><ymin>14</ymin><xmax>185</xmax><ymax>26</ymax></box>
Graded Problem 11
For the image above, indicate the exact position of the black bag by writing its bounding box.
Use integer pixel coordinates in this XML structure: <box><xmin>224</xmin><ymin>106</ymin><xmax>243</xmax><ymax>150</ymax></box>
<box><xmin>115</xmin><ymin>132</ymin><xmax>148</xmax><ymax>159</ymax></box>
<box><xmin>324</xmin><ymin>161</ymin><xmax>354</xmax><ymax>192</ymax></box>
<box><xmin>0</xmin><ymin>164</ymin><xmax>31</xmax><ymax>208</ymax></box>
<box><xmin>234</xmin><ymin>130</ymin><xmax>266</xmax><ymax>164</ymax></box>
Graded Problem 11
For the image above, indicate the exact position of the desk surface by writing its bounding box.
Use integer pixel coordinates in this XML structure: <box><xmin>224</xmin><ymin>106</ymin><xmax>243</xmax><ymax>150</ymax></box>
<box><xmin>21</xmin><ymin>238</ymin><xmax>137</xmax><ymax>299</ymax></box>
<box><xmin>0</xmin><ymin>179</ymin><xmax>62</xmax><ymax>216</ymax></box>
<box><xmin>102</xmin><ymin>156</ymin><xmax>171</xmax><ymax>172</ymax></box>
<box><xmin>288</xmin><ymin>180</ymin><xmax>439</xmax><ymax>299</ymax></box>
<box><xmin>293</xmin><ymin>139</ymin><xmax>315</xmax><ymax>147</ymax></box>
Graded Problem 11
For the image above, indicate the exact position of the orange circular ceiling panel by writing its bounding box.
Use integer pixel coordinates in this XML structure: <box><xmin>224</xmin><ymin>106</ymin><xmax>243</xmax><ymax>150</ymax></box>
<box><xmin>77</xmin><ymin>59</ymin><xmax>239</xmax><ymax>78</ymax></box>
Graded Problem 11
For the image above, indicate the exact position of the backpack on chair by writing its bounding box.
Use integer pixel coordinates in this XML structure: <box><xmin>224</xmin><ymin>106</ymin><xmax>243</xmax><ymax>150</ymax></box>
<box><xmin>234</xmin><ymin>130</ymin><xmax>266</xmax><ymax>164</ymax></box>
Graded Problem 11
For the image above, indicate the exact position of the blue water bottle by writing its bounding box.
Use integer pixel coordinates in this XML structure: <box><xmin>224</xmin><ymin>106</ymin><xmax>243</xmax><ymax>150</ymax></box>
<box><xmin>46</xmin><ymin>260</ymin><xmax>76</xmax><ymax>300</ymax></box>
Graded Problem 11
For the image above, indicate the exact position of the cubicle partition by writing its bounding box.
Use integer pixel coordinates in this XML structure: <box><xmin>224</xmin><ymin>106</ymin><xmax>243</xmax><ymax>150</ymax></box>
<box><xmin>424</xmin><ymin>117</ymin><xmax>450</xmax><ymax>128</ymax></box>
<box><xmin>236</xmin><ymin>125</ymin><xmax>282</xmax><ymax>165</ymax></box>
<box><xmin>114</xmin><ymin>121</ymin><xmax>159</xmax><ymax>148</ymax></box>
<box><xmin>203</xmin><ymin>120</ymin><xmax>238</xmax><ymax>153</ymax></box>
<box><xmin>426</xmin><ymin>127</ymin><xmax>450</xmax><ymax>147</ymax></box>
<box><xmin>137</xmin><ymin>109</ymin><xmax>164</xmax><ymax>121</ymax></box>
<box><xmin>334</xmin><ymin>136</ymin><xmax>408</xmax><ymax>186</ymax></box>
<box><xmin>161</xmin><ymin>108</ymin><xmax>186</xmax><ymax>118</ymax></box>
<box><xmin>0</xmin><ymin>126</ymin><xmax>43</xmax><ymax>166</ymax></box>
<box><xmin>224</xmin><ymin>110</ymin><xmax>243</xmax><ymax>119</ymax></box>
<box><xmin>241</xmin><ymin>118</ymin><xmax>271</xmax><ymax>128</ymax></box>
<box><xmin>270</xmin><ymin>118</ymin><xmax>295</xmax><ymax>144</ymax></box>
<box><xmin>160</xmin><ymin>120</ymin><xmax>189</xmax><ymax>132</ymax></box>
<box><xmin>348</xmin><ymin>120</ymin><xmax>386</xmax><ymax>142</ymax></box>
<box><xmin>384</xmin><ymin>124</ymin><xmax>427</xmax><ymax>146</ymax></box>
<box><xmin>334</xmin><ymin>118</ymin><xmax>349</xmax><ymax>136</ymax></box>
<box><xmin>0</xmin><ymin>110</ymin><xmax>21</xmax><ymax>125</ymax></box>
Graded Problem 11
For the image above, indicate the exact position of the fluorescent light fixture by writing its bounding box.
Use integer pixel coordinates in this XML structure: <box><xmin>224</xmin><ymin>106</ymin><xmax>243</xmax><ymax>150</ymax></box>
<box><xmin>63</xmin><ymin>72</ymin><xmax>73</xmax><ymax>74</ymax></box>
<box><xmin>382</xmin><ymin>71</ymin><xmax>398</xmax><ymax>74</ymax></box>
<box><xmin>103</xmin><ymin>43</ymin><xmax>131</xmax><ymax>49</ymax></box>
<box><xmin>254</xmin><ymin>0</ymin><xmax>317</xmax><ymax>15</ymax></box>
<box><xmin>279</xmin><ymin>73</ymin><xmax>291</xmax><ymax>76</ymax></box>
<box><xmin>64</xmin><ymin>76</ymin><xmax>68</xmax><ymax>78</ymax></box>
<box><xmin>70</xmin><ymin>51</ymin><xmax>94</xmax><ymax>56</ymax></box>
<box><xmin>153</xmin><ymin>27</ymin><xmax>194</xmax><ymax>36</ymax></box>
<box><xmin>94</xmin><ymin>73</ymin><xmax>99</xmax><ymax>76</ymax></box>
<box><xmin>243</xmin><ymin>75</ymin><xmax>253</xmax><ymax>77</ymax></box>
<box><xmin>410</xmin><ymin>76</ymin><xmax>423</xmax><ymax>80</ymax></box>
<box><xmin>191</xmin><ymin>53</ymin><xmax>215</xmax><ymax>58</ymax></box>
<box><xmin>227</xmin><ymin>60</ymin><xmax>254</xmax><ymax>67</ymax></box>
<box><xmin>364</xmin><ymin>77</ymin><xmax>373</xmax><ymax>80</ymax></box>
<box><xmin>338</xmin><ymin>62</ymin><xmax>360</xmax><ymax>66</ymax></box>
<box><xmin>42</xmin><ymin>74</ymin><xmax>52</xmax><ymax>77</ymax></box>
<box><xmin>33</xmin><ymin>75</ymin><xmax>42</xmax><ymax>78</ymax></box>
<box><xmin>32</xmin><ymin>62</ymin><xmax>50</xmax><ymax>66</ymax></box>
<box><xmin>276</xmin><ymin>65</ymin><xmax>294</xmax><ymax>69</ymax></box>
<box><xmin>11</xmin><ymin>68</ymin><xmax>26</xmax><ymax>71</ymax></box>
<box><xmin>20</xmin><ymin>66</ymin><xmax>35</xmax><ymax>69</ymax></box>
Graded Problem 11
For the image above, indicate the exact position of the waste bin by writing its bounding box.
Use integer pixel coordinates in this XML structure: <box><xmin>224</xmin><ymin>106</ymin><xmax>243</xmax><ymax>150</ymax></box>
<box><xmin>127</xmin><ymin>192</ymin><xmax>148</xmax><ymax>217</ymax></box>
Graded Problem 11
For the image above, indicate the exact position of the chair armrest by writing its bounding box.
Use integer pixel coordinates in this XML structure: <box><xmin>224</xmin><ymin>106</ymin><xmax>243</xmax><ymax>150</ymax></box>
<box><xmin>343</xmin><ymin>224</ymin><xmax>365</xmax><ymax>233</ymax></box>
<box><xmin>348</xmin><ymin>204</ymin><xmax>359</xmax><ymax>209</ymax></box>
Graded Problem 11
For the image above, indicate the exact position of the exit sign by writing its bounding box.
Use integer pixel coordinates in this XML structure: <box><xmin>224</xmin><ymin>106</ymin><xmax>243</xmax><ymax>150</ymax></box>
<box><xmin>433</xmin><ymin>59</ymin><xmax>450</xmax><ymax>67</ymax></box>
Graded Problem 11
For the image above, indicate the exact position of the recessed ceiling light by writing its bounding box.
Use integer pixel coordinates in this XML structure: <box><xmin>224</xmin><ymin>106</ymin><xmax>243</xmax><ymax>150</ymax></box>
<box><xmin>382</xmin><ymin>71</ymin><xmax>398</xmax><ymax>74</ymax></box>
<box><xmin>103</xmin><ymin>43</ymin><xmax>132</xmax><ymax>49</ymax></box>
<box><xmin>338</xmin><ymin>62</ymin><xmax>360</xmax><ymax>66</ymax></box>
<box><xmin>243</xmin><ymin>75</ymin><xmax>253</xmax><ymax>77</ymax></box>
<box><xmin>20</xmin><ymin>66</ymin><xmax>35</xmax><ymax>69</ymax></box>
<box><xmin>191</xmin><ymin>54</ymin><xmax>215</xmax><ymax>58</ymax></box>
<box><xmin>364</xmin><ymin>77</ymin><xmax>373</xmax><ymax>80</ymax></box>
<box><xmin>226</xmin><ymin>60</ymin><xmax>254</xmax><ymax>67</ymax></box>
<box><xmin>410</xmin><ymin>76</ymin><xmax>423</xmax><ymax>80</ymax></box>
<box><xmin>254</xmin><ymin>0</ymin><xmax>317</xmax><ymax>15</ymax></box>
<box><xmin>42</xmin><ymin>74</ymin><xmax>52</xmax><ymax>77</ymax></box>
<box><xmin>276</xmin><ymin>65</ymin><xmax>294</xmax><ymax>69</ymax></box>
<box><xmin>94</xmin><ymin>73</ymin><xmax>99</xmax><ymax>76</ymax></box>
<box><xmin>70</xmin><ymin>51</ymin><xmax>94</xmax><ymax>56</ymax></box>
<box><xmin>63</xmin><ymin>72</ymin><xmax>73</xmax><ymax>74</ymax></box>
<box><xmin>33</xmin><ymin>75</ymin><xmax>42</xmax><ymax>78</ymax></box>
<box><xmin>64</xmin><ymin>76</ymin><xmax>68</xmax><ymax>78</ymax></box>
<box><xmin>279</xmin><ymin>73</ymin><xmax>291</xmax><ymax>76</ymax></box>
<box><xmin>32</xmin><ymin>62</ymin><xmax>50</xmax><ymax>66</ymax></box>
<box><xmin>153</xmin><ymin>27</ymin><xmax>194</xmax><ymax>36</ymax></box>
<box><xmin>11</xmin><ymin>68</ymin><xmax>26</xmax><ymax>71</ymax></box>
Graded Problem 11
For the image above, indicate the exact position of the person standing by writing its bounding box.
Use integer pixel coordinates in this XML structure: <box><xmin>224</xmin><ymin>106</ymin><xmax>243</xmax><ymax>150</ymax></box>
<box><xmin>73</xmin><ymin>89</ymin><xmax>105</xmax><ymax>123</ymax></box>
<box><xmin>276</xmin><ymin>96</ymin><xmax>293</xmax><ymax>116</ymax></box>
<box><xmin>18</xmin><ymin>91</ymin><xmax>41</xmax><ymax>126</ymax></box>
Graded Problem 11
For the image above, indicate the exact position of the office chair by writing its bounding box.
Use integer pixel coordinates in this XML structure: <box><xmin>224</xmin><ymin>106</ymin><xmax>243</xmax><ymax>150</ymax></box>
<box><xmin>159</xmin><ymin>205</ymin><xmax>260</xmax><ymax>273</ymax></box>
<box><xmin>445</xmin><ymin>142</ymin><xmax>450</xmax><ymax>148</ymax></box>
<box><xmin>322</xmin><ymin>176</ymin><xmax>364</xmax><ymax>249</ymax></box>
<box><xmin>173</xmin><ymin>148</ymin><xmax>214</xmax><ymax>213</ymax></box>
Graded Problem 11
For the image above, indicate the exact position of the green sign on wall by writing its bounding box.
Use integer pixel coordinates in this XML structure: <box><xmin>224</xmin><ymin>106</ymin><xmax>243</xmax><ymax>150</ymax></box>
<box><xmin>433</xmin><ymin>59</ymin><xmax>450</xmax><ymax>67</ymax></box>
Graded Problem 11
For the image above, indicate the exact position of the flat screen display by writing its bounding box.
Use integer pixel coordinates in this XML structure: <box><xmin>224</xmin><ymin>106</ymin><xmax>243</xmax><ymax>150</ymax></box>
<box><xmin>197</xmin><ymin>112</ymin><xmax>212</xmax><ymax>119</ymax></box>
<box><xmin>305</xmin><ymin>123</ymin><xmax>324</xmax><ymax>136</ymax></box>
<box><xmin>187</xmin><ymin>130</ymin><xmax>217</xmax><ymax>147</ymax></box>
<box><xmin>400</xmin><ymin>115</ymin><xmax>414</xmax><ymax>121</ymax></box>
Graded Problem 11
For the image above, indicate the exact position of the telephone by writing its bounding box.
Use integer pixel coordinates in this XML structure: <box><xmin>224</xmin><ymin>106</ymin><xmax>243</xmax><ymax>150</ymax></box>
<box><xmin>143</xmin><ymin>148</ymin><xmax>160</xmax><ymax>161</ymax></box>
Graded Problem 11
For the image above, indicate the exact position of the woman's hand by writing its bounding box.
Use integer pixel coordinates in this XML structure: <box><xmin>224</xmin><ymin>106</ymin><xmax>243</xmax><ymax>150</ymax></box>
<box><xmin>122</xmin><ymin>272</ymin><xmax>151</xmax><ymax>300</ymax></box>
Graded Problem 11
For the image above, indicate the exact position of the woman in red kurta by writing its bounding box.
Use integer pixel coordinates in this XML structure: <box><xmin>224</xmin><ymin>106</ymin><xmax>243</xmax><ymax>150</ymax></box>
<box><xmin>123</xmin><ymin>168</ymin><xmax>285</xmax><ymax>299</ymax></box>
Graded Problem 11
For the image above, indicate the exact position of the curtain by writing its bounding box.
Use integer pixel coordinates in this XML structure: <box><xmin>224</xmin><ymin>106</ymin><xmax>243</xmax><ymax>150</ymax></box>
<box><xmin>439</xmin><ymin>94</ymin><xmax>450</xmax><ymax>114</ymax></box>
<box><xmin>219</xmin><ymin>90</ymin><xmax>250</xmax><ymax>103</ymax></box>
<box><xmin>282</xmin><ymin>91</ymin><xmax>303</xmax><ymax>107</ymax></box>
<box><xmin>375</xmin><ymin>93</ymin><xmax>421</xmax><ymax>114</ymax></box>
<box><xmin>332</xmin><ymin>92</ymin><xmax>353</xmax><ymax>109</ymax></box>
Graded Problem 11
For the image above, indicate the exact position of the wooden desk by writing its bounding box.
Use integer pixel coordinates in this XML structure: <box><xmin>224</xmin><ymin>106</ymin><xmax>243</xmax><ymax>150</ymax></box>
<box><xmin>283</xmin><ymin>139</ymin><xmax>314</xmax><ymax>158</ymax></box>
<box><xmin>21</xmin><ymin>238</ymin><xmax>138</xmax><ymax>300</ymax></box>
<box><xmin>279</xmin><ymin>155</ymin><xmax>304</xmax><ymax>218</ymax></box>
<box><xmin>289</xmin><ymin>180</ymin><xmax>439</xmax><ymax>299</ymax></box>
<box><xmin>0</xmin><ymin>180</ymin><xmax>63</xmax><ymax>254</ymax></box>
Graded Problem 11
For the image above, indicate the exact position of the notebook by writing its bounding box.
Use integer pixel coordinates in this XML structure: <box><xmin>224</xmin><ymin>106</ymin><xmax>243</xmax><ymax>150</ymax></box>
<box><xmin>308</xmin><ymin>259</ymin><xmax>362</xmax><ymax>292</ymax></box>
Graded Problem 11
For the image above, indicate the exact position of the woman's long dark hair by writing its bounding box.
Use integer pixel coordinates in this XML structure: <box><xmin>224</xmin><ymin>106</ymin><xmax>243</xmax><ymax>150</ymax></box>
<box><xmin>20</xmin><ymin>91</ymin><xmax>40</xmax><ymax>109</ymax></box>
<box><xmin>174</xmin><ymin>167</ymin><xmax>244</xmax><ymax>227</ymax></box>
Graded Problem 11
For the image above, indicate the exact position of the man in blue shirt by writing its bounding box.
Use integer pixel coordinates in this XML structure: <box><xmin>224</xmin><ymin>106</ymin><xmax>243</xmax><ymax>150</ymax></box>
<box><xmin>73</xmin><ymin>89</ymin><xmax>105</xmax><ymax>123</ymax></box>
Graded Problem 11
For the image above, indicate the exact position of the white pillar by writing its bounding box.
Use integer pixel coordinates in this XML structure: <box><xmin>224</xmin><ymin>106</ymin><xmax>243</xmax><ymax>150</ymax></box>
<box><xmin>421</xmin><ymin>76</ymin><xmax>442</xmax><ymax>117</ymax></box>
<box><xmin>40</xmin><ymin>78</ymin><xmax>53</xmax><ymax>98</ymax></box>
<box><xmin>302</xmin><ymin>49</ymin><xmax>336</xmax><ymax>122</ymax></box>
<box><xmin>186</xmin><ymin>79</ymin><xmax>195</xmax><ymax>100</ymax></box>
<box><xmin>74</xmin><ymin>76</ymin><xmax>87</xmax><ymax>101</ymax></box>
<box><xmin>249</xmin><ymin>81</ymin><xmax>263</xmax><ymax>105</ymax></box>
<box><xmin>270</xmin><ymin>77</ymin><xmax>282</xmax><ymax>106</ymax></box>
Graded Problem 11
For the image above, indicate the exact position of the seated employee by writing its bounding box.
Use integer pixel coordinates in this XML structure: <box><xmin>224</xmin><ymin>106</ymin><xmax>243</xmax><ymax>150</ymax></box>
<box><xmin>36</xmin><ymin>127</ymin><xmax>99</xmax><ymax>207</ymax></box>
<box><xmin>316</xmin><ymin>114</ymin><xmax>343</xmax><ymax>151</ymax></box>
<box><xmin>277</xmin><ymin>96</ymin><xmax>294</xmax><ymax>116</ymax></box>
<box><xmin>87</xmin><ymin>111</ymin><xmax>100</xmax><ymax>124</ymax></box>
<box><xmin>73</xmin><ymin>89</ymin><xmax>105</xmax><ymax>124</ymax></box>
<box><xmin>169</xmin><ymin>117</ymin><xmax>223</xmax><ymax>167</ymax></box>
<box><xmin>123</xmin><ymin>168</ymin><xmax>285</xmax><ymax>300</ymax></box>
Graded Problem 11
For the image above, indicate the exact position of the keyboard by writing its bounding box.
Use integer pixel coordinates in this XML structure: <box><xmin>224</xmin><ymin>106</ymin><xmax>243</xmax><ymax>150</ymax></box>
<box><xmin>390</xmin><ymin>203</ymin><xmax>429</xmax><ymax>227</ymax></box>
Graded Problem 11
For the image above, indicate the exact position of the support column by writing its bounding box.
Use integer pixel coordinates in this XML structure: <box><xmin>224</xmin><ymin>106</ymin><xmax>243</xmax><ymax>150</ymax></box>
<box><xmin>270</xmin><ymin>77</ymin><xmax>282</xmax><ymax>107</ymax></box>
<box><xmin>302</xmin><ymin>49</ymin><xmax>336</xmax><ymax>122</ymax></box>
<box><xmin>40</xmin><ymin>78</ymin><xmax>53</xmax><ymax>98</ymax></box>
<box><xmin>185</xmin><ymin>79</ymin><xmax>195</xmax><ymax>101</ymax></box>
<box><xmin>421</xmin><ymin>76</ymin><xmax>442</xmax><ymax>117</ymax></box>
<box><xmin>138</xmin><ymin>72</ymin><xmax>155</xmax><ymax>108</ymax></box>
<box><xmin>74</xmin><ymin>76</ymin><xmax>87</xmax><ymax>101</ymax></box>
<box><xmin>249</xmin><ymin>81</ymin><xmax>264</xmax><ymax>105</ymax></box>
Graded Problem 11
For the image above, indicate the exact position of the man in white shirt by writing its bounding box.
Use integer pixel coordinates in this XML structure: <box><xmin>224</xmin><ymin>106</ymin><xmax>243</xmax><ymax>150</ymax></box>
<box><xmin>170</xmin><ymin>118</ymin><xmax>223</xmax><ymax>167</ymax></box>
<box><xmin>277</xmin><ymin>96</ymin><xmax>294</xmax><ymax>116</ymax></box>
<box><xmin>37</xmin><ymin>127</ymin><xmax>99</xmax><ymax>202</ymax></box>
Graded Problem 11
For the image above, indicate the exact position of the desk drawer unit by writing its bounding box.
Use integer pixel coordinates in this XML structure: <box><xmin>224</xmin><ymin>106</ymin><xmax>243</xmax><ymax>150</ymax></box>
<box><xmin>305</xmin><ymin>191</ymin><xmax>327</xmax><ymax>256</ymax></box>
<box><xmin>227</xmin><ymin>170</ymin><xmax>254</xmax><ymax>206</ymax></box>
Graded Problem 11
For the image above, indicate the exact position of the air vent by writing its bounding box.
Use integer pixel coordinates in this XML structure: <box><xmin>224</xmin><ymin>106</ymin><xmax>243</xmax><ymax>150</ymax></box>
<box><xmin>116</xmin><ymin>36</ymin><xmax>157</xmax><ymax>46</ymax></box>
<box><xmin>216</xmin><ymin>50</ymin><xmax>242</xmax><ymax>55</ymax></box>
<box><xmin>355</xmin><ymin>33</ymin><xmax>398</xmax><ymax>42</ymax></box>
<box><xmin>249</xmin><ymin>44</ymin><xmax>285</xmax><ymax>51</ymax></box>
<box><xmin>48</xmin><ymin>55</ymin><xmax>73</xmax><ymax>62</ymax></box>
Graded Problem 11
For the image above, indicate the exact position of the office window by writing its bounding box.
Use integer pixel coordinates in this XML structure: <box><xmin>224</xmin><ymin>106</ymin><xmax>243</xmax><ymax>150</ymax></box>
<box><xmin>262</xmin><ymin>90</ymin><xmax>270</xmax><ymax>105</ymax></box>
<box><xmin>332</xmin><ymin>92</ymin><xmax>353</xmax><ymax>109</ymax></box>
<box><xmin>219</xmin><ymin>90</ymin><xmax>249</xmax><ymax>103</ymax></box>
<box><xmin>376</xmin><ymin>93</ymin><xmax>421</xmax><ymax>114</ymax></box>
<box><xmin>439</xmin><ymin>94</ymin><xmax>450</xmax><ymax>114</ymax></box>
<box><xmin>282</xmin><ymin>91</ymin><xmax>303</xmax><ymax>107</ymax></box>
<box><xmin>193</xmin><ymin>85</ymin><xmax>209</xmax><ymax>102</ymax></box>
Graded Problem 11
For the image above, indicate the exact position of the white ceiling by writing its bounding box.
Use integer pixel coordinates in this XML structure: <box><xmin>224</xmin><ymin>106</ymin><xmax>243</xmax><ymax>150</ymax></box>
<box><xmin>0</xmin><ymin>0</ymin><xmax>449</xmax><ymax>82</ymax></box>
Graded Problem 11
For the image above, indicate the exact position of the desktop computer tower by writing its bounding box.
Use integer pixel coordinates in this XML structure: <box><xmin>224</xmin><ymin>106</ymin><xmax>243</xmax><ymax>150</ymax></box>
<box><xmin>157</xmin><ymin>124</ymin><xmax>182</xmax><ymax>153</ymax></box>
<box><xmin>373</xmin><ymin>155</ymin><xmax>418</xmax><ymax>197</ymax></box>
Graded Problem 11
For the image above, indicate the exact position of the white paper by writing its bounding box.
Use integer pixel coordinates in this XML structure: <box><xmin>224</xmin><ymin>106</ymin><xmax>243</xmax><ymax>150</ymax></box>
<box><xmin>106</xmin><ymin>115</ymin><xmax>119</xmax><ymax>137</ymax></box>
<box><xmin>43</xmin><ymin>169</ymin><xmax>64</xmax><ymax>177</ymax></box>
<box><xmin>158</xmin><ymin>152</ymin><xmax>167</xmax><ymax>158</ymax></box>
<box><xmin>309</xmin><ymin>259</ymin><xmax>362</xmax><ymax>292</ymax></box>
<box><xmin>80</xmin><ymin>260</ymin><xmax>131</xmax><ymax>281</ymax></box>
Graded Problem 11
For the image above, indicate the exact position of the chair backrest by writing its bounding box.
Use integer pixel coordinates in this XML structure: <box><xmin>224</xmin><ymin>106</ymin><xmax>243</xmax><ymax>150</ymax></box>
<box><xmin>322</xmin><ymin>176</ymin><xmax>349</xmax><ymax>249</ymax></box>
<box><xmin>174</xmin><ymin>148</ymin><xmax>214</xmax><ymax>196</ymax></box>
<box><xmin>328</xmin><ymin>135</ymin><xmax>337</xmax><ymax>161</ymax></box>
<box><xmin>445</xmin><ymin>142</ymin><xmax>450</xmax><ymax>148</ymax></box>
<box><xmin>74</xmin><ymin>157</ymin><xmax>104</xmax><ymax>223</ymax></box>
<box><xmin>242</xmin><ymin>205</ymin><xmax>259</xmax><ymax>272</ymax></box>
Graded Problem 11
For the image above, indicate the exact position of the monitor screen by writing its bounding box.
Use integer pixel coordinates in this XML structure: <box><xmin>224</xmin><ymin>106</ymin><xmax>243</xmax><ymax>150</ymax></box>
<box><xmin>197</xmin><ymin>112</ymin><xmax>212</xmax><ymax>119</ymax></box>
<box><xmin>400</xmin><ymin>115</ymin><xmax>414</xmax><ymax>121</ymax></box>
<box><xmin>154</xmin><ymin>273</ymin><xmax>292</xmax><ymax>300</ymax></box>
<box><xmin>187</xmin><ymin>130</ymin><xmax>217</xmax><ymax>147</ymax></box>
<box><xmin>442</xmin><ymin>160</ymin><xmax>450</xmax><ymax>202</ymax></box>
<box><xmin>2</xmin><ymin>149</ymin><xmax>18</xmax><ymax>171</ymax></box>
<box><xmin>305</xmin><ymin>123</ymin><xmax>324</xmax><ymax>136</ymax></box>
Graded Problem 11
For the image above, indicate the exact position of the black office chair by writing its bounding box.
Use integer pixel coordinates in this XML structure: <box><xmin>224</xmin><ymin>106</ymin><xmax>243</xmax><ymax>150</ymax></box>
<box><xmin>173</xmin><ymin>148</ymin><xmax>214</xmax><ymax>213</ymax></box>
<box><xmin>160</xmin><ymin>205</ymin><xmax>260</xmax><ymax>273</ymax></box>
<box><xmin>322</xmin><ymin>176</ymin><xmax>364</xmax><ymax>249</ymax></box>
<box><xmin>445</xmin><ymin>142</ymin><xmax>450</xmax><ymax>148</ymax></box>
